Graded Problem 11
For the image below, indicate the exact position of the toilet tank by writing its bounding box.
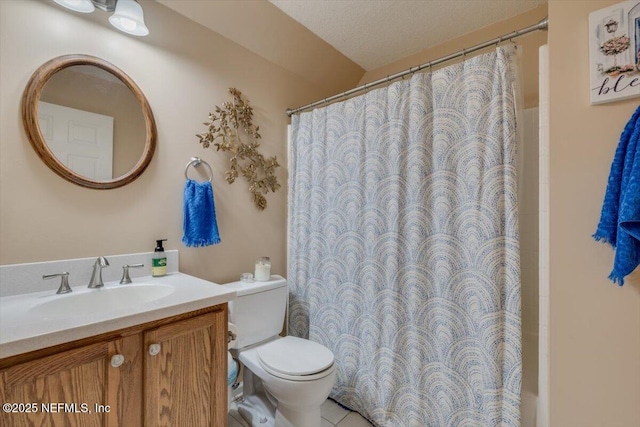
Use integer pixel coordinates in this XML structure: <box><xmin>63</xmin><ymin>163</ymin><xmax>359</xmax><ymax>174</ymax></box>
<box><xmin>225</xmin><ymin>275</ymin><xmax>287</xmax><ymax>349</ymax></box>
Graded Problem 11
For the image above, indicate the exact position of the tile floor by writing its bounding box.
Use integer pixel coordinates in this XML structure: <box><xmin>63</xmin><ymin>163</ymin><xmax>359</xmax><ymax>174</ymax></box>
<box><xmin>228</xmin><ymin>398</ymin><xmax>374</xmax><ymax>427</ymax></box>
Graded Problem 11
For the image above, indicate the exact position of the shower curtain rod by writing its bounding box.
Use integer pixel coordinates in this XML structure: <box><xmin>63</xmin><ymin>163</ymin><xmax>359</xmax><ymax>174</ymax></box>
<box><xmin>286</xmin><ymin>17</ymin><xmax>548</xmax><ymax>117</ymax></box>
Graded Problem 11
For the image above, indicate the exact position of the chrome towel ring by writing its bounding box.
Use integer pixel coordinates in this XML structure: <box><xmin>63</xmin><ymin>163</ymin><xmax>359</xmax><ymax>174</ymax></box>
<box><xmin>184</xmin><ymin>157</ymin><xmax>213</xmax><ymax>182</ymax></box>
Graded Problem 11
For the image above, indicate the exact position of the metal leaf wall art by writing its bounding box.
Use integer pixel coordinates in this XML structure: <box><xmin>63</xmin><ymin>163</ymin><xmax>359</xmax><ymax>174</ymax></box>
<box><xmin>197</xmin><ymin>88</ymin><xmax>280</xmax><ymax>210</ymax></box>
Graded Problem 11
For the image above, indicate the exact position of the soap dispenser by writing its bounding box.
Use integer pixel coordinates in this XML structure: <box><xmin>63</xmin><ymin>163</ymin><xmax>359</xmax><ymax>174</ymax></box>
<box><xmin>152</xmin><ymin>239</ymin><xmax>168</xmax><ymax>277</ymax></box>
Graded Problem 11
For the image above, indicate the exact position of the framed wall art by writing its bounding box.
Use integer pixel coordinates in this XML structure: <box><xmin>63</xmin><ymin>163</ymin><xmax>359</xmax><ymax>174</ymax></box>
<box><xmin>589</xmin><ymin>0</ymin><xmax>640</xmax><ymax>104</ymax></box>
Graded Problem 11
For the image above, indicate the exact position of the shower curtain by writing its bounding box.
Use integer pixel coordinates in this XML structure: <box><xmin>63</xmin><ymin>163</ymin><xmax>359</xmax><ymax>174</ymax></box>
<box><xmin>288</xmin><ymin>47</ymin><xmax>521</xmax><ymax>427</ymax></box>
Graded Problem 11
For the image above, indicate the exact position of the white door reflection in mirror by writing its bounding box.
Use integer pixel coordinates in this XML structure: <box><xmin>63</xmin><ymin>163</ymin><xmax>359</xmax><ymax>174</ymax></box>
<box><xmin>38</xmin><ymin>101</ymin><xmax>114</xmax><ymax>180</ymax></box>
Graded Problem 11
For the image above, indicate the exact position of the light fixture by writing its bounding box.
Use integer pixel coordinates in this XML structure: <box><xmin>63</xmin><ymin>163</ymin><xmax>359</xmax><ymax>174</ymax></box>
<box><xmin>108</xmin><ymin>0</ymin><xmax>149</xmax><ymax>37</ymax></box>
<box><xmin>52</xmin><ymin>0</ymin><xmax>148</xmax><ymax>37</ymax></box>
<box><xmin>53</xmin><ymin>0</ymin><xmax>95</xmax><ymax>13</ymax></box>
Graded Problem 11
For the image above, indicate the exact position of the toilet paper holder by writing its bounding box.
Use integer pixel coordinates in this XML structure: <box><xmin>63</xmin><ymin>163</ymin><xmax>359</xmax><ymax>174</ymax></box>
<box><xmin>228</xmin><ymin>322</ymin><xmax>239</xmax><ymax>348</ymax></box>
<box><xmin>227</xmin><ymin>322</ymin><xmax>241</xmax><ymax>392</ymax></box>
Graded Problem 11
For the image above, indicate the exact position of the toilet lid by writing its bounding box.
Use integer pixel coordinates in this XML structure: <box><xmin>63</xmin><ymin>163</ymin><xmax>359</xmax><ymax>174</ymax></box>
<box><xmin>257</xmin><ymin>336</ymin><xmax>334</xmax><ymax>377</ymax></box>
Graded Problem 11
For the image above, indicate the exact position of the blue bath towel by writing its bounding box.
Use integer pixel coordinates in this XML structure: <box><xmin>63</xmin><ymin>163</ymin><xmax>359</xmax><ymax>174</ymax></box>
<box><xmin>593</xmin><ymin>105</ymin><xmax>640</xmax><ymax>285</ymax></box>
<box><xmin>182</xmin><ymin>179</ymin><xmax>221</xmax><ymax>247</ymax></box>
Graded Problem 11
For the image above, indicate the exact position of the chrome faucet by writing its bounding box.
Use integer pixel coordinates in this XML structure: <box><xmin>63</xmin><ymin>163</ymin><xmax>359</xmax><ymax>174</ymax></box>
<box><xmin>43</xmin><ymin>272</ymin><xmax>72</xmax><ymax>294</ymax></box>
<box><xmin>88</xmin><ymin>256</ymin><xmax>109</xmax><ymax>289</ymax></box>
<box><xmin>120</xmin><ymin>263</ymin><xmax>144</xmax><ymax>284</ymax></box>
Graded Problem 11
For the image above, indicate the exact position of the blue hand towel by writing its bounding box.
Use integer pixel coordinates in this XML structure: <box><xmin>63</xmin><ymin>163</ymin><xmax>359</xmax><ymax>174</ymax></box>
<box><xmin>593</xmin><ymin>105</ymin><xmax>640</xmax><ymax>285</ymax></box>
<box><xmin>182</xmin><ymin>179</ymin><xmax>221</xmax><ymax>247</ymax></box>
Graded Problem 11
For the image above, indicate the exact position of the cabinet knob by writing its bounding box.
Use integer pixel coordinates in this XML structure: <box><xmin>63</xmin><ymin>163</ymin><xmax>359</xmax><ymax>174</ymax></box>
<box><xmin>148</xmin><ymin>343</ymin><xmax>161</xmax><ymax>356</ymax></box>
<box><xmin>110</xmin><ymin>354</ymin><xmax>125</xmax><ymax>368</ymax></box>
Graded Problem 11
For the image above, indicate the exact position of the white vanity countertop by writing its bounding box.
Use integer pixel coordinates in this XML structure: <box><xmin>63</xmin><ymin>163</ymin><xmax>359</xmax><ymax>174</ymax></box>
<box><xmin>0</xmin><ymin>272</ymin><xmax>236</xmax><ymax>359</ymax></box>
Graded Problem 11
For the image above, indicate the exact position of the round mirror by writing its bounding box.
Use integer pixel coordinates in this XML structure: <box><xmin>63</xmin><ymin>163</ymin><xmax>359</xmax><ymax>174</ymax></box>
<box><xmin>22</xmin><ymin>55</ymin><xmax>157</xmax><ymax>189</ymax></box>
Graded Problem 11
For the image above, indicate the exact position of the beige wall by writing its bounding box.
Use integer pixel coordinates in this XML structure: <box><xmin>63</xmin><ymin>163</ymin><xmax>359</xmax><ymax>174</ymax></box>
<box><xmin>0</xmin><ymin>0</ymin><xmax>361</xmax><ymax>284</ymax></box>
<box><xmin>359</xmin><ymin>5</ymin><xmax>548</xmax><ymax>109</ymax></box>
<box><xmin>157</xmin><ymin>0</ymin><xmax>365</xmax><ymax>98</ymax></box>
<box><xmin>548</xmin><ymin>1</ymin><xmax>640</xmax><ymax>426</ymax></box>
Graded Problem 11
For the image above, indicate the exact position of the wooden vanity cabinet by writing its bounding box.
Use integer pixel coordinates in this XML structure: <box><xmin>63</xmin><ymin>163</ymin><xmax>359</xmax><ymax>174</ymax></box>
<box><xmin>0</xmin><ymin>304</ymin><xmax>227</xmax><ymax>427</ymax></box>
<box><xmin>0</xmin><ymin>334</ymin><xmax>141</xmax><ymax>427</ymax></box>
<box><xmin>144</xmin><ymin>310</ymin><xmax>227</xmax><ymax>427</ymax></box>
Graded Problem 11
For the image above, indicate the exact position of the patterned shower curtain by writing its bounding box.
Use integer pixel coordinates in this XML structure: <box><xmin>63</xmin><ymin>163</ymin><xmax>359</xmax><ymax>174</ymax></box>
<box><xmin>288</xmin><ymin>47</ymin><xmax>521</xmax><ymax>427</ymax></box>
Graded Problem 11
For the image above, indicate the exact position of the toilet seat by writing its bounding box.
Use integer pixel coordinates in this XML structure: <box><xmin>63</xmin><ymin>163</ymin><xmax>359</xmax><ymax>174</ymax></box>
<box><xmin>257</xmin><ymin>336</ymin><xmax>335</xmax><ymax>381</ymax></box>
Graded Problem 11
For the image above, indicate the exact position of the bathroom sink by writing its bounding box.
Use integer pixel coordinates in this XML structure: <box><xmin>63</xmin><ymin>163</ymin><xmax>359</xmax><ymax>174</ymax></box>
<box><xmin>1</xmin><ymin>272</ymin><xmax>236</xmax><ymax>359</ymax></box>
<box><xmin>32</xmin><ymin>283</ymin><xmax>174</xmax><ymax>318</ymax></box>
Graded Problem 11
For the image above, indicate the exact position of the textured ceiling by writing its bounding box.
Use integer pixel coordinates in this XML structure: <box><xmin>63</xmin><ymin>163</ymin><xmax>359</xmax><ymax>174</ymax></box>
<box><xmin>269</xmin><ymin>0</ymin><xmax>546</xmax><ymax>70</ymax></box>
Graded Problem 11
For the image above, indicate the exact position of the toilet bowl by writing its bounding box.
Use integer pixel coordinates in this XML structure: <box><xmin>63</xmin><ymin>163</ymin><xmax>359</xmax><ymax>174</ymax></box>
<box><xmin>235</xmin><ymin>336</ymin><xmax>336</xmax><ymax>427</ymax></box>
<box><xmin>225</xmin><ymin>276</ymin><xmax>336</xmax><ymax>427</ymax></box>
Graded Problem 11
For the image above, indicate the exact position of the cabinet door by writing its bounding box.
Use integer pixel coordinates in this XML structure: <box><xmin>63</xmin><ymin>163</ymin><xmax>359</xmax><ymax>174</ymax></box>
<box><xmin>144</xmin><ymin>310</ymin><xmax>227</xmax><ymax>427</ymax></box>
<box><xmin>0</xmin><ymin>334</ymin><xmax>141</xmax><ymax>427</ymax></box>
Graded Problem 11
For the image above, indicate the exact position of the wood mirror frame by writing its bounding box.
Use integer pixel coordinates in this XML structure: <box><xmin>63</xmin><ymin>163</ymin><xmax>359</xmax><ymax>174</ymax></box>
<box><xmin>22</xmin><ymin>54</ymin><xmax>157</xmax><ymax>189</ymax></box>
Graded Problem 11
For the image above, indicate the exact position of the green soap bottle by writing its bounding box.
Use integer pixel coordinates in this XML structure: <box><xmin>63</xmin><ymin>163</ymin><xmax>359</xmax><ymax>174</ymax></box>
<box><xmin>152</xmin><ymin>239</ymin><xmax>168</xmax><ymax>277</ymax></box>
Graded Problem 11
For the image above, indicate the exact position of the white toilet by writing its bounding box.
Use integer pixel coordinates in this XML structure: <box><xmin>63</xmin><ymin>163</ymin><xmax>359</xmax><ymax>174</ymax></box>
<box><xmin>225</xmin><ymin>276</ymin><xmax>336</xmax><ymax>427</ymax></box>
